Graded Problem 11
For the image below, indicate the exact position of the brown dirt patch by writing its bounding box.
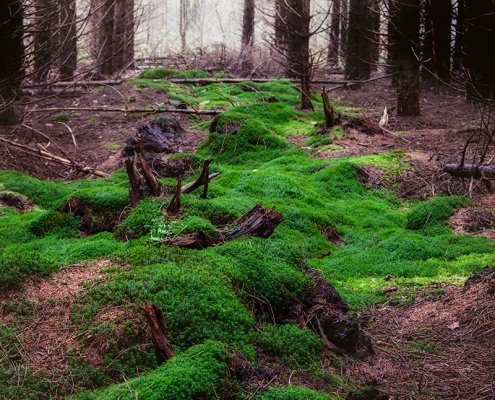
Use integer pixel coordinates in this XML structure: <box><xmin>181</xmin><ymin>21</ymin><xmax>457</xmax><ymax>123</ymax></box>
<box><xmin>0</xmin><ymin>259</ymin><xmax>147</xmax><ymax>376</ymax></box>
<box><xmin>345</xmin><ymin>273</ymin><xmax>495</xmax><ymax>399</ymax></box>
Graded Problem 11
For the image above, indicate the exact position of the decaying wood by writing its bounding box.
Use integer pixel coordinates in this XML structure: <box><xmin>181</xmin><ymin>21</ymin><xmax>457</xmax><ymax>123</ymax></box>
<box><xmin>125</xmin><ymin>154</ymin><xmax>144</xmax><ymax>207</ymax></box>
<box><xmin>200</xmin><ymin>164</ymin><xmax>209</xmax><ymax>199</ymax></box>
<box><xmin>181</xmin><ymin>157</ymin><xmax>213</xmax><ymax>194</ymax></box>
<box><xmin>142</xmin><ymin>302</ymin><xmax>175</xmax><ymax>366</ymax></box>
<box><xmin>316</xmin><ymin>318</ymin><xmax>345</xmax><ymax>355</ymax></box>
<box><xmin>0</xmin><ymin>136</ymin><xmax>109</xmax><ymax>177</ymax></box>
<box><xmin>443</xmin><ymin>164</ymin><xmax>495</xmax><ymax>180</ymax></box>
<box><xmin>321</xmin><ymin>87</ymin><xmax>335</xmax><ymax>128</ymax></box>
<box><xmin>158</xmin><ymin>202</ymin><xmax>283</xmax><ymax>249</ymax></box>
<box><xmin>181</xmin><ymin>172</ymin><xmax>220</xmax><ymax>193</ymax></box>
<box><xmin>26</xmin><ymin>107</ymin><xmax>223</xmax><ymax>115</ymax></box>
<box><xmin>137</xmin><ymin>136</ymin><xmax>162</xmax><ymax>196</ymax></box>
<box><xmin>23</xmin><ymin>80</ymin><xmax>122</xmax><ymax>88</ymax></box>
<box><xmin>166</xmin><ymin>177</ymin><xmax>182</xmax><ymax>213</ymax></box>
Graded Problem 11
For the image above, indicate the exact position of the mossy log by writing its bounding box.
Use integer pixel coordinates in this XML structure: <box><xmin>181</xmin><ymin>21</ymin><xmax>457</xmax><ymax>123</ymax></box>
<box><xmin>158</xmin><ymin>203</ymin><xmax>282</xmax><ymax>249</ymax></box>
<box><xmin>142</xmin><ymin>303</ymin><xmax>175</xmax><ymax>366</ymax></box>
<box><xmin>443</xmin><ymin>164</ymin><xmax>495</xmax><ymax>179</ymax></box>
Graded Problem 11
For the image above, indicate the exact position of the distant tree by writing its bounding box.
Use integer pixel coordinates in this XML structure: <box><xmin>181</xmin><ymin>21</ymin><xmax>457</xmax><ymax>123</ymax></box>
<box><xmin>34</xmin><ymin>0</ymin><xmax>57</xmax><ymax>81</ymax></box>
<box><xmin>464</xmin><ymin>0</ymin><xmax>495</xmax><ymax>101</ymax></box>
<box><xmin>386</xmin><ymin>0</ymin><xmax>399</xmax><ymax>83</ymax></box>
<box><xmin>59</xmin><ymin>0</ymin><xmax>77</xmax><ymax>80</ymax></box>
<box><xmin>285</xmin><ymin>0</ymin><xmax>312</xmax><ymax>109</ymax></box>
<box><xmin>328</xmin><ymin>0</ymin><xmax>341</xmax><ymax>65</ymax></box>
<box><xmin>452</xmin><ymin>0</ymin><xmax>464</xmax><ymax>72</ymax></box>
<box><xmin>180</xmin><ymin>0</ymin><xmax>188</xmax><ymax>52</ymax></box>
<box><xmin>422</xmin><ymin>0</ymin><xmax>452</xmax><ymax>85</ymax></box>
<box><xmin>345</xmin><ymin>0</ymin><xmax>372</xmax><ymax>80</ymax></box>
<box><xmin>124</xmin><ymin>0</ymin><xmax>135</xmax><ymax>69</ymax></box>
<box><xmin>240</xmin><ymin>0</ymin><xmax>255</xmax><ymax>71</ymax></box>
<box><xmin>114</xmin><ymin>0</ymin><xmax>126</xmax><ymax>71</ymax></box>
<box><xmin>369</xmin><ymin>0</ymin><xmax>379</xmax><ymax>71</ymax></box>
<box><xmin>396</xmin><ymin>0</ymin><xmax>420</xmax><ymax>115</ymax></box>
<box><xmin>0</xmin><ymin>0</ymin><xmax>23</xmax><ymax>125</ymax></box>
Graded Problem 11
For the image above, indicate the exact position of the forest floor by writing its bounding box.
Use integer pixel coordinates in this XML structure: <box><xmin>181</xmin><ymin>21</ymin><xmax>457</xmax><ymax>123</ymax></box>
<box><xmin>0</xmin><ymin>72</ymin><xmax>494</xmax><ymax>399</ymax></box>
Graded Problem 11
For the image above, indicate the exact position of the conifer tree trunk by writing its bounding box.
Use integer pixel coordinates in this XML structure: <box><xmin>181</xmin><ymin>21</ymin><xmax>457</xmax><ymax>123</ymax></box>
<box><xmin>345</xmin><ymin>0</ymin><xmax>371</xmax><ymax>80</ymax></box>
<box><xmin>286</xmin><ymin>0</ymin><xmax>312</xmax><ymax>109</ymax></box>
<box><xmin>369</xmin><ymin>0</ymin><xmax>379</xmax><ymax>71</ymax></box>
<box><xmin>180</xmin><ymin>0</ymin><xmax>188</xmax><ymax>52</ymax></box>
<box><xmin>274</xmin><ymin>0</ymin><xmax>288</xmax><ymax>57</ymax></box>
<box><xmin>59</xmin><ymin>0</ymin><xmax>77</xmax><ymax>80</ymax></box>
<box><xmin>464</xmin><ymin>0</ymin><xmax>495</xmax><ymax>101</ymax></box>
<box><xmin>124</xmin><ymin>0</ymin><xmax>135</xmax><ymax>69</ymax></box>
<box><xmin>34</xmin><ymin>0</ymin><xmax>55</xmax><ymax>81</ymax></box>
<box><xmin>341</xmin><ymin>0</ymin><xmax>348</xmax><ymax>57</ymax></box>
<box><xmin>328</xmin><ymin>0</ymin><xmax>341</xmax><ymax>65</ymax></box>
<box><xmin>241</xmin><ymin>0</ymin><xmax>255</xmax><ymax>51</ymax></box>
<box><xmin>0</xmin><ymin>0</ymin><xmax>23</xmax><ymax>125</ymax></box>
<box><xmin>452</xmin><ymin>0</ymin><xmax>464</xmax><ymax>72</ymax></box>
<box><xmin>422</xmin><ymin>0</ymin><xmax>452</xmax><ymax>84</ymax></box>
<box><xmin>98</xmin><ymin>0</ymin><xmax>115</xmax><ymax>76</ymax></box>
<box><xmin>396</xmin><ymin>0</ymin><xmax>420</xmax><ymax>116</ymax></box>
<box><xmin>113</xmin><ymin>0</ymin><xmax>126</xmax><ymax>72</ymax></box>
<box><xmin>240</xmin><ymin>0</ymin><xmax>255</xmax><ymax>71</ymax></box>
<box><xmin>386</xmin><ymin>0</ymin><xmax>399</xmax><ymax>83</ymax></box>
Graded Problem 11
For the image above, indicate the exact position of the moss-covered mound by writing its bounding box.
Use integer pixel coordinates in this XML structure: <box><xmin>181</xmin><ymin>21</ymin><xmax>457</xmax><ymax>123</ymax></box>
<box><xmin>407</xmin><ymin>196</ymin><xmax>468</xmax><ymax>229</ymax></box>
<box><xmin>138</xmin><ymin>67</ymin><xmax>209</xmax><ymax>80</ymax></box>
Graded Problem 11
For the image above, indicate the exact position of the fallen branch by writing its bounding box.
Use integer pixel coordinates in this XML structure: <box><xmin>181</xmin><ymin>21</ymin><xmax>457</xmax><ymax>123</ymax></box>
<box><xmin>142</xmin><ymin>303</ymin><xmax>175</xmax><ymax>366</ymax></box>
<box><xmin>0</xmin><ymin>136</ymin><xmax>109</xmax><ymax>177</ymax></box>
<box><xmin>22</xmin><ymin>80</ymin><xmax>122</xmax><ymax>88</ymax></box>
<box><xmin>157</xmin><ymin>203</ymin><xmax>282</xmax><ymax>249</ymax></box>
<box><xmin>443</xmin><ymin>164</ymin><xmax>495</xmax><ymax>180</ymax></box>
<box><xmin>181</xmin><ymin>157</ymin><xmax>213</xmax><ymax>194</ymax></box>
<box><xmin>26</xmin><ymin>107</ymin><xmax>223</xmax><ymax>115</ymax></box>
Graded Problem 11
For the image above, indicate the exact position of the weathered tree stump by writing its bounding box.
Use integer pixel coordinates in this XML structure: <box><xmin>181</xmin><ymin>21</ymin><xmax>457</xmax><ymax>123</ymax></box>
<box><xmin>142</xmin><ymin>303</ymin><xmax>175</xmax><ymax>366</ymax></box>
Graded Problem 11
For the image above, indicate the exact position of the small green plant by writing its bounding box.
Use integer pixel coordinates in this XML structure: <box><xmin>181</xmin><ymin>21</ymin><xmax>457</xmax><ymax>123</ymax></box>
<box><xmin>86</xmin><ymin>118</ymin><xmax>100</xmax><ymax>123</ymax></box>
<box><xmin>52</xmin><ymin>114</ymin><xmax>71</xmax><ymax>122</ymax></box>
<box><xmin>129</xmin><ymin>96</ymin><xmax>136</xmax><ymax>102</ymax></box>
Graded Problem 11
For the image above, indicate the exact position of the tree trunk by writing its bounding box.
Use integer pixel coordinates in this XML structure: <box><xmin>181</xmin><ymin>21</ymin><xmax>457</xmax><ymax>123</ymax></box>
<box><xmin>59</xmin><ymin>0</ymin><xmax>77</xmax><ymax>81</ymax></box>
<box><xmin>396</xmin><ymin>0</ymin><xmax>420</xmax><ymax>116</ymax></box>
<box><xmin>34</xmin><ymin>0</ymin><xmax>56</xmax><ymax>82</ymax></box>
<box><xmin>328</xmin><ymin>0</ymin><xmax>341</xmax><ymax>65</ymax></box>
<box><xmin>0</xmin><ymin>0</ymin><xmax>23</xmax><ymax>126</ymax></box>
<box><xmin>369</xmin><ymin>0</ymin><xmax>380</xmax><ymax>71</ymax></box>
<box><xmin>113</xmin><ymin>0</ymin><xmax>126</xmax><ymax>72</ymax></box>
<box><xmin>386</xmin><ymin>0</ymin><xmax>399</xmax><ymax>84</ymax></box>
<box><xmin>99</xmin><ymin>0</ymin><xmax>115</xmax><ymax>76</ymax></box>
<box><xmin>341</xmin><ymin>0</ymin><xmax>348</xmax><ymax>58</ymax></box>
<box><xmin>274</xmin><ymin>0</ymin><xmax>288</xmax><ymax>60</ymax></box>
<box><xmin>345</xmin><ymin>0</ymin><xmax>372</xmax><ymax>80</ymax></box>
<box><xmin>422</xmin><ymin>0</ymin><xmax>452</xmax><ymax>84</ymax></box>
<box><xmin>286</xmin><ymin>0</ymin><xmax>312</xmax><ymax>109</ymax></box>
<box><xmin>241</xmin><ymin>0</ymin><xmax>255</xmax><ymax>51</ymax></box>
<box><xmin>180</xmin><ymin>0</ymin><xmax>188</xmax><ymax>52</ymax></box>
<box><xmin>124</xmin><ymin>0</ymin><xmax>135</xmax><ymax>69</ymax></box>
<box><xmin>240</xmin><ymin>0</ymin><xmax>255</xmax><ymax>72</ymax></box>
<box><xmin>464</xmin><ymin>0</ymin><xmax>495</xmax><ymax>101</ymax></box>
<box><xmin>452</xmin><ymin>0</ymin><xmax>464</xmax><ymax>72</ymax></box>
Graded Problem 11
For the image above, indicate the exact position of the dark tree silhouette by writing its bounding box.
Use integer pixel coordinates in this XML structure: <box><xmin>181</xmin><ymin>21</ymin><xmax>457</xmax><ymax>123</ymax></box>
<box><xmin>345</xmin><ymin>0</ymin><xmax>372</xmax><ymax>80</ymax></box>
<box><xmin>0</xmin><ymin>0</ymin><xmax>23</xmax><ymax>125</ymax></box>
<box><xmin>328</xmin><ymin>0</ymin><xmax>341</xmax><ymax>65</ymax></box>
<box><xmin>240</xmin><ymin>0</ymin><xmax>255</xmax><ymax>71</ymax></box>
<box><xmin>59</xmin><ymin>0</ymin><xmax>77</xmax><ymax>80</ymax></box>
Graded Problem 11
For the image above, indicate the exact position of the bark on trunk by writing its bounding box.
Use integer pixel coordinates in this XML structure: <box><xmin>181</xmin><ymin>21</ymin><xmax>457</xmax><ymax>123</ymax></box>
<box><xmin>124</xmin><ymin>0</ymin><xmax>135</xmax><ymax>69</ymax></box>
<box><xmin>369</xmin><ymin>0</ymin><xmax>380</xmax><ymax>71</ymax></box>
<box><xmin>344</xmin><ymin>0</ymin><xmax>371</xmax><ymax>80</ymax></box>
<box><xmin>241</xmin><ymin>0</ymin><xmax>255</xmax><ymax>53</ymax></box>
<box><xmin>386</xmin><ymin>0</ymin><xmax>399</xmax><ymax>84</ymax></box>
<box><xmin>341</xmin><ymin>0</ymin><xmax>348</xmax><ymax>58</ymax></box>
<box><xmin>453</xmin><ymin>0</ymin><xmax>464</xmax><ymax>72</ymax></box>
<box><xmin>396</xmin><ymin>0</ymin><xmax>420</xmax><ymax>116</ymax></box>
<box><xmin>113</xmin><ymin>0</ymin><xmax>126</xmax><ymax>72</ymax></box>
<box><xmin>328</xmin><ymin>0</ymin><xmax>341</xmax><ymax>65</ymax></box>
<box><xmin>274</xmin><ymin>0</ymin><xmax>287</xmax><ymax>54</ymax></box>
<box><xmin>286</xmin><ymin>0</ymin><xmax>312</xmax><ymax>109</ymax></box>
<box><xmin>59</xmin><ymin>0</ymin><xmax>77</xmax><ymax>80</ymax></box>
<box><xmin>0</xmin><ymin>0</ymin><xmax>23</xmax><ymax>126</ymax></box>
<box><xmin>422</xmin><ymin>0</ymin><xmax>452</xmax><ymax>84</ymax></box>
<box><xmin>34</xmin><ymin>0</ymin><xmax>56</xmax><ymax>82</ymax></box>
<box><xmin>180</xmin><ymin>0</ymin><xmax>188</xmax><ymax>52</ymax></box>
<box><xmin>464</xmin><ymin>0</ymin><xmax>495</xmax><ymax>101</ymax></box>
<box><xmin>99</xmin><ymin>0</ymin><xmax>115</xmax><ymax>76</ymax></box>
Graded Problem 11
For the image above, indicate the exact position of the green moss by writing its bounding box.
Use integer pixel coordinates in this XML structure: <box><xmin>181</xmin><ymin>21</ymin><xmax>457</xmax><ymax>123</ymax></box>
<box><xmin>115</xmin><ymin>198</ymin><xmax>163</xmax><ymax>239</ymax></box>
<box><xmin>52</xmin><ymin>113</ymin><xmax>71</xmax><ymax>122</ymax></box>
<box><xmin>407</xmin><ymin>196</ymin><xmax>468</xmax><ymax>229</ymax></box>
<box><xmin>28</xmin><ymin>210</ymin><xmax>80</xmax><ymax>238</ymax></box>
<box><xmin>0</xmin><ymin>250</ymin><xmax>58</xmax><ymax>290</ymax></box>
<box><xmin>71</xmin><ymin>341</ymin><xmax>230</xmax><ymax>400</ymax></box>
<box><xmin>138</xmin><ymin>67</ymin><xmax>178</xmax><ymax>79</ymax></box>
<box><xmin>257</xmin><ymin>385</ymin><xmax>338</xmax><ymax>400</ymax></box>
<box><xmin>260</xmin><ymin>324</ymin><xmax>325</xmax><ymax>367</ymax></box>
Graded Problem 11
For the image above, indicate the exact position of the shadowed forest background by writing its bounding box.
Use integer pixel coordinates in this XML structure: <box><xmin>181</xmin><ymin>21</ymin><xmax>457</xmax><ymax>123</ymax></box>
<box><xmin>0</xmin><ymin>1</ymin><xmax>494</xmax><ymax>399</ymax></box>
